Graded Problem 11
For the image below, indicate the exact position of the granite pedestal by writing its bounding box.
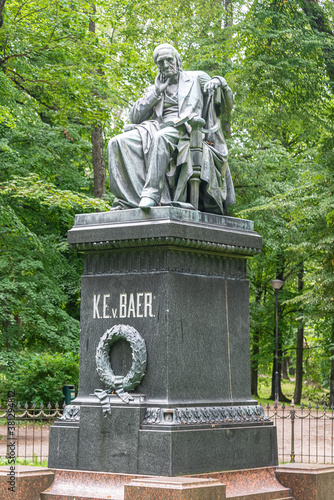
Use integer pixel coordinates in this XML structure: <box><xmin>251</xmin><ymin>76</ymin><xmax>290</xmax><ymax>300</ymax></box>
<box><xmin>275</xmin><ymin>463</ymin><xmax>334</xmax><ymax>500</ymax></box>
<box><xmin>48</xmin><ymin>207</ymin><xmax>278</xmax><ymax>476</ymax></box>
<box><xmin>39</xmin><ymin>467</ymin><xmax>294</xmax><ymax>500</ymax></box>
<box><xmin>0</xmin><ymin>466</ymin><xmax>54</xmax><ymax>500</ymax></box>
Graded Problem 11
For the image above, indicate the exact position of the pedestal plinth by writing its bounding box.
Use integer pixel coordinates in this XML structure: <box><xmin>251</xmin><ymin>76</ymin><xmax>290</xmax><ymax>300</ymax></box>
<box><xmin>48</xmin><ymin>207</ymin><xmax>278</xmax><ymax>476</ymax></box>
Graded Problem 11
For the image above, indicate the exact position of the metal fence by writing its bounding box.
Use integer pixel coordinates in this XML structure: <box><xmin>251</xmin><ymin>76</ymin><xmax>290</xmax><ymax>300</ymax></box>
<box><xmin>264</xmin><ymin>402</ymin><xmax>334</xmax><ymax>464</ymax></box>
<box><xmin>0</xmin><ymin>402</ymin><xmax>63</xmax><ymax>463</ymax></box>
<box><xmin>0</xmin><ymin>401</ymin><xmax>333</xmax><ymax>465</ymax></box>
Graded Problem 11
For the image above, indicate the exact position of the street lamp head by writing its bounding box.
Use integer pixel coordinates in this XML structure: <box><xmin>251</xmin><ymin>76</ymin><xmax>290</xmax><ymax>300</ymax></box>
<box><xmin>270</xmin><ymin>279</ymin><xmax>284</xmax><ymax>290</ymax></box>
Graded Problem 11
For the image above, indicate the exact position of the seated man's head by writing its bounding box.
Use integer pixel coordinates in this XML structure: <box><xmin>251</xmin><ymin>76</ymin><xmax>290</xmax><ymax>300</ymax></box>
<box><xmin>153</xmin><ymin>43</ymin><xmax>182</xmax><ymax>81</ymax></box>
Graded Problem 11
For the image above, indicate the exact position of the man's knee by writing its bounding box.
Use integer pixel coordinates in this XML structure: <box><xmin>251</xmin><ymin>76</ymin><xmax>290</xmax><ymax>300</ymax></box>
<box><xmin>109</xmin><ymin>129</ymin><xmax>139</xmax><ymax>150</ymax></box>
<box><xmin>151</xmin><ymin>127</ymin><xmax>178</xmax><ymax>148</ymax></box>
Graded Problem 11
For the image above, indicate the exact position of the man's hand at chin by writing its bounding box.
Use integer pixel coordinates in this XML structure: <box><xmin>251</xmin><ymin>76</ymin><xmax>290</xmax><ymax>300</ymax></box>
<box><xmin>155</xmin><ymin>74</ymin><xmax>171</xmax><ymax>96</ymax></box>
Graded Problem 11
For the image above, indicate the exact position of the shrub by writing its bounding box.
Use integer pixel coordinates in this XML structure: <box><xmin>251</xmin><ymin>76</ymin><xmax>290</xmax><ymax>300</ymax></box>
<box><xmin>2</xmin><ymin>351</ymin><xmax>79</xmax><ymax>406</ymax></box>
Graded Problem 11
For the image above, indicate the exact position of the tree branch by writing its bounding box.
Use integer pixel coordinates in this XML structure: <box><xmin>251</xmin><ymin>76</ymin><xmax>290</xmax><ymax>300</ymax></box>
<box><xmin>10</xmin><ymin>76</ymin><xmax>58</xmax><ymax>111</ymax></box>
<box><xmin>13</xmin><ymin>0</ymin><xmax>34</xmax><ymax>21</ymax></box>
<box><xmin>15</xmin><ymin>6</ymin><xmax>48</xmax><ymax>24</ymax></box>
<box><xmin>7</xmin><ymin>67</ymin><xmax>59</xmax><ymax>86</ymax></box>
<box><xmin>0</xmin><ymin>35</ymin><xmax>77</xmax><ymax>65</ymax></box>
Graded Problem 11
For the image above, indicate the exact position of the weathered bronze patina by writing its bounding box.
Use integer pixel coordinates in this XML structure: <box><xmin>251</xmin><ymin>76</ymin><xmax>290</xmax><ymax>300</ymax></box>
<box><xmin>108</xmin><ymin>43</ymin><xmax>235</xmax><ymax>214</ymax></box>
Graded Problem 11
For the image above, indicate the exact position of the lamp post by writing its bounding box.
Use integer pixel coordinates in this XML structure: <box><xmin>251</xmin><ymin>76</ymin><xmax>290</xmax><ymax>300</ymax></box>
<box><xmin>270</xmin><ymin>279</ymin><xmax>284</xmax><ymax>403</ymax></box>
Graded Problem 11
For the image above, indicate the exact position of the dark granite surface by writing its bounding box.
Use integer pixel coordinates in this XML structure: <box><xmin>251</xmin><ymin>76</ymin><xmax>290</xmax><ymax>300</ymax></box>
<box><xmin>77</xmin><ymin>272</ymin><xmax>254</xmax><ymax>405</ymax></box>
<box><xmin>48</xmin><ymin>210</ymin><xmax>279</xmax><ymax>476</ymax></box>
<box><xmin>68</xmin><ymin>208</ymin><xmax>262</xmax><ymax>256</ymax></box>
<box><xmin>48</xmin><ymin>425</ymin><xmax>79</xmax><ymax>470</ymax></box>
<box><xmin>73</xmin><ymin>207</ymin><xmax>254</xmax><ymax>231</ymax></box>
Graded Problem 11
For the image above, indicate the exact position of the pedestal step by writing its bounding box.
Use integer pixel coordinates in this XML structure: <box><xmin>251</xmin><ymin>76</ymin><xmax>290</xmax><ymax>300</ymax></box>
<box><xmin>228</xmin><ymin>497</ymin><xmax>294</xmax><ymax>500</ymax></box>
<box><xmin>0</xmin><ymin>466</ymin><xmax>54</xmax><ymax>500</ymax></box>
<box><xmin>40</xmin><ymin>469</ymin><xmax>136</xmax><ymax>500</ymax></box>
<box><xmin>40</xmin><ymin>472</ymin><xmax>226</xmax><ymax>500</ymax></box>
<box><xmin>39</xmin><ymin>467</ymin><xmax>294</xmax><ymax>500</ymax></box>
<box><xmin>194</xmin><ymin>467</ymin><xmax>293</xmax><ymax>500</ymax></box>
<box><xmin>276</xmin><ymin>463</ymin><xmax>334</xmax><ymax>500</ymax></box>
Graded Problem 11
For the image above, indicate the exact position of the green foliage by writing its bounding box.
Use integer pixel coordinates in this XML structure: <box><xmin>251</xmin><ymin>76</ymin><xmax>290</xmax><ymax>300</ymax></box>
<box><xmin>0</xmin><ymin>457</ymin><xmax>48</xmax><ymax>467</ymax></box>
<box><xmin>0</xmin><ymin>177</ymin><xmax>110</xmax><ymax>354</ymax></box>
<box><xmin>223</xmin><ymin>0</ymin><xmax>334</xmax><ymax>400</ymax></box>
<box><xmin>232</xmin><ymin>0</ymin><xmax>333</xmax><ymax>141</ymax></box>
<box><xmin>0</xmin><ymin>0</ymin><xmax>113</xmax><ymax>367</ymax></box>
<box><xmin>0</xmin><ymin>351</ymin><xmax>79</xmax><ymax>406</ymax></box>
<box><xmin>257</xmin><ymin>376</ymin><xmax>330</xmax><ymax>406</ymax></box>
<box><xmin>0</xmin><ymin>0</ymin><xmax>333</xmax><ymax>404</ymax></box>
<box><xmin>0</xmin><ymin>0</ymin><xmax>110</xmax><ymax>121</ymax></box>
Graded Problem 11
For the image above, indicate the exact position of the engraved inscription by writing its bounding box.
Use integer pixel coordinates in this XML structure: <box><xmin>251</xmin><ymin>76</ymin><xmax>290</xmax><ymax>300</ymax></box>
<box><xmin>93</xmin><ymin>292</ymin><xmax>155</xmax><ymax>319</ymax></box>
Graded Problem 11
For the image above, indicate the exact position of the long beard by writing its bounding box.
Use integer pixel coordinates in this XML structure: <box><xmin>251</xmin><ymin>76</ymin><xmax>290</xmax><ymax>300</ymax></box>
<box><xmin>168</xmin><ymin>72</ymin><xmax>179</xmax><ymax>84</ymax></box>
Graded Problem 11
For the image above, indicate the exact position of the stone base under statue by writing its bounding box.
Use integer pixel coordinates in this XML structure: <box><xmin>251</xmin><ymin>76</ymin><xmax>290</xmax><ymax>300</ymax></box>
<box><xmin>4</xmin><ymin>464</ymin><xmax>334</xmax><ymax>499</ymax></box>
<box><xmin>40</xmin><ymin>467</ymin><xmax>293</xmax><ymax>500</ymax></box>
<box><xmin>49</xmin><ymin>394</ymin><xmax>277</xmax><ymax>475</ymax></box>
<box><xmin>48</xmin><ymin>207</ymin><xmax>277</xmax><ymax>476</ymax></box>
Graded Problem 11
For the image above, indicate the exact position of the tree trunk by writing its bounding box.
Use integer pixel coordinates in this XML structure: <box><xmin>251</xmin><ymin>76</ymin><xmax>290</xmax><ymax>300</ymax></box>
<box><xmin>92</xmin><ymin>124</ymin><xmax>106</xmax><ymax>198</ymax></box>
<box><xmin>294</xmin><ymin>262</ymin><xmax>304</xmax><ymax>404</ymax></box>
<box><xmin>89</xmin><ymin>5</ymin><xmax>106</xmax><ymax>199</ymax></box>
<box><xmin>2</xmin><ymin>319</ymin><xmax>10</xmax><ymax>350</ymax></box>
<box><xmin>299</xmin><ymin>0</ymin><xmax>334</xmax><ymax>82</ymax></box>
<box><xmin>222</xmin><ymin>119</ymin><xmax>232</xmax><ymax>140</ymax></box>
<box><xmin>282</xmin><ymin>352</ymin><xmax>290</xmax><ymax>380</ymax></box>
<box><xmin>89</xmin><ymin>2</ymin><xmax>96</xmax><ymax>33</ymax></box>
<box><xmin>223</xmin><ymin>0</ymin><xmax>233</xmax><ymax>27</ymax></box>
<box><xmin>0</xmin><ymin>0</ymin><xmax>6</xmax><ymax>29</ymax></box>
<box><xmin>330</xmin><ymin>323</ymin><xmax>334</xmax><ymax>407</ymax></box>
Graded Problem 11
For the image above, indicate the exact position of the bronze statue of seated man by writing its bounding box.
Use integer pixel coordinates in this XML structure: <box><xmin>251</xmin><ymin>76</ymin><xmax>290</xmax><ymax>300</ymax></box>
<box><xmin>108</xmin><ymin>43</ymin><xmax>235</xmax><ymax>214</ymax></box>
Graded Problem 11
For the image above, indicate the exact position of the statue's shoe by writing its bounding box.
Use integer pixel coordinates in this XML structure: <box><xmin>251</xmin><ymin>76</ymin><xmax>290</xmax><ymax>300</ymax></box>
<box><xmin>139</xmin><ymin>197</ymin><xmax>156</xmax><ymax>209</ymax></box>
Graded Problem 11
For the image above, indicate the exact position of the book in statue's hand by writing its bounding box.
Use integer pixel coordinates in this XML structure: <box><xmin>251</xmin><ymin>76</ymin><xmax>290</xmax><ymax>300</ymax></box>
<box><xmin>160</xmin><ymin>115</ymin><xmax>189</xmax><ymax>129</ymax></box>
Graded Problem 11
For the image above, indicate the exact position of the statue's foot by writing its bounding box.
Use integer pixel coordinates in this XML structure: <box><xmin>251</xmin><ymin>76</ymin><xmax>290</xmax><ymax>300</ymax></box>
<box><xmin>139</xmin><ymin>197</ymin><xmax>156</xmax><ymax>209</ymax></box>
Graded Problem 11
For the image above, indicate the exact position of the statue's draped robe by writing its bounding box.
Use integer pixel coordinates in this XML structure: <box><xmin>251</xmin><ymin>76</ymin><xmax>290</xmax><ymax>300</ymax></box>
<box><xmin>108</xmin><ymin>70</ymin><xmax>236</xmax><ymax>214</ymax></box>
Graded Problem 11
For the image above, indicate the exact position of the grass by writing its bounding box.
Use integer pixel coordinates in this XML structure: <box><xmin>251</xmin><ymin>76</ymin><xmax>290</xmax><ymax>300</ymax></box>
<box><xmin>255</xmin><ymin>375</ymin><xmax>330</xmax><ymax>408</ymax></box>
<box><xmin>0</xmin><ymin>418</ymin><xmax>56</xmax><ymax>427</ymax></box>
<box><xmin>0</xmin><ymin>456</ymin><xmax>48</xmax><ymax>467</ymax></box>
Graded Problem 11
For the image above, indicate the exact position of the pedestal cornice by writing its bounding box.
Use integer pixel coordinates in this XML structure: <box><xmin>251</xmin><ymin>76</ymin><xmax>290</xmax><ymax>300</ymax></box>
<box><xmin>68</xmin><ymin>207</ymin><xmax>262</xmax><ymax>258</ymax></box>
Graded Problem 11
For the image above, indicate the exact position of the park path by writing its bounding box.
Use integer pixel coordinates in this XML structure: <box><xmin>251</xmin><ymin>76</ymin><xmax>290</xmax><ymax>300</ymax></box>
<box><xmin>0</xmin><ymin>422</ymin><xmax>50</xmax><ymax>462</ymax></box>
